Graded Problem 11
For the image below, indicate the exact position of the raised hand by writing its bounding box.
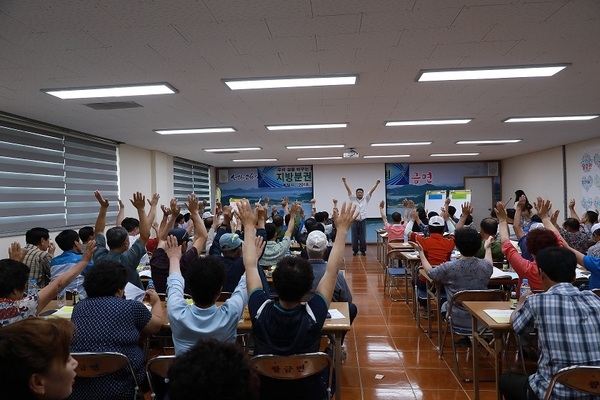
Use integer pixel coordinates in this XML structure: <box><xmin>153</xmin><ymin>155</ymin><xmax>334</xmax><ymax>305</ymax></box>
<box><xmin>484</xmin><ymin>236</ymin><xmax>494</xmax><ymax>251</ymax></box>
<box><xmin>118</xmin><ymin>197</ymin><xmax>125</xmax><ymax>210</ymax></box>
<box><xmin>379</xmin><ymin>200</ymin><xmax>385</xmax><ymax>208</ymax></box>
<box><xmin>516</xmin><ymin>195</ymin><xmax>527</xmax><ymax>211</ymax></box>
<box><xmin>130</xmin><ymin>192</ymin><xmax>146</xmax><ymax>210</ymax></box>
<box><xmin>333</xmin><ymin>202</ymin><xmax>358</xmax><ymax>231</ymax></box>
<box><xmin>81</xmin><ymin>239</ymin><xmax>96</xmax><ymax>263</ymax></box>
<box><xmin>160</xmin><ymin>204</ymin><xmax>171</xmax><ymax>217</ymax></box>
<box><xmin>461</xmin><ymin>202</ymin><xmax>473</xmax><ymax>215</ymax></box>
<box><xmin>534</xmin><ymin>197</ymin><xmax>552</xmax><ymax>218</ymax></box>
<box><xmin>170</xmin><ymin>198</ymin><xmax>181</xmax><ymax>216</ymax></box>
<box><xmin>94</xmin><ymin>190</ymin><xmax>109</xmax><ymax>208</ymax></box>
<box><xmin>494</xmin><ymin>202</ymin><xmax>507</xmax><ymax>221</ymax></box>
<box><xmin>147</xmin><ymin>193</ymin><xmax>160</xmax><ymax>207</ymax></box>
<box><xmin>236</xmin><ymin>201</ymin><xmax>257</xmax><ymax>229</ymax></box>
<box><xmin>186</xmin><ymin>193</ymin><xmax>199</xmax><ymax>214</ymax></box>
<box><xmin>8</xmin><ymin>242</ymin><xmax>26</xmax><ymax>262</ymax></box>
<box><xmin>165</xmin><ymin>234</ymin><xmax>182</xmax><ymax>261</ymax></box>
<box><xmin>409</xmin><ymin>241</ymin><xmax>423</xmax><ymax>253</ymax></box>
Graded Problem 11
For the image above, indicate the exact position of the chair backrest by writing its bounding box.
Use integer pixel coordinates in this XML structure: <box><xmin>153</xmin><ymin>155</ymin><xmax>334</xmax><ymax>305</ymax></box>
<box><xmin>387</xmin><ymin>249</ymin><xmax>407</xmax><ymax>261</ymax></box>
<box><xmin>388</xmin><ymin>238</ymin><xmax>405</xmax><ymax>244</ymax></box>
<box><xmin>146</xmin><ymin>355</ymin><xmax>176</xmax><ymax>399</ymax></box>
<box><xmin>447</xmin><ymin>289</ymin><xmax>506</xmax><ymax>315</ymax></box>
<box><xmin>71</xmin><ymin>352</ymin><xmax>139</xmax><ymax>398</ymax></box>
<box><xmin>217</xmin><ymin>291</ymin><xmax>233</xmax><ymax>302</ymax></box>
<box><xmin>250</xmin><ymin>352</ymin><xmax>332</xmax><ymax>382</ymax></box>
<box><xmin>543</xmin><ymin>365</ymin><xmax>600</xmax><ymax>400</ymax></box>
<box><xmin>593</xmin><ymin>288</ymin><xmax>600</xmax><ymax>297</ymax></box>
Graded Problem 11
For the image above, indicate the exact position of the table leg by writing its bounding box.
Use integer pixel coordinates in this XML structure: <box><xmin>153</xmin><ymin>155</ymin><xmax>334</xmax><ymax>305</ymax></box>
<box><xmin>334</xmin><ymin>333</ymin><xmax>342</xmax><ymax>400</ymax></box>
<box><xmin>493</xmin><ymin>332</ymin><xmax>504</xmax><ymax>400</ymax></box>
<box><xmin>471</xmin><ymin>315</ymin><xmax>480</xmax><ymax>400</ymax></box>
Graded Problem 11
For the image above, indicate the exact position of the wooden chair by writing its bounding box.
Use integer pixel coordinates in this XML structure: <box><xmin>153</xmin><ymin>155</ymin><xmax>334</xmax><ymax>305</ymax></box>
<box><xmin>543</xmin><ymin>365</ymin><xmax>600</xmax><ymax>400</ymax></box>
<box><xmin>71</xmin><ymin>352</ymin><xmax>140</xmax><ymax>400</ymax></box>
<box><xmin>439</xmin><ymin>289</ymin><xmax>506</xmax><ymax>381</ymax></box>
<box><xmin>593</xmin><ymin>288</ymin><xmax>600</xmax><ymax>297</ymax></box>
<box><xmin>146</xmin><ymin>355</ymin><xmax>176</xmax><ymax>400</ymax></box>
<box><xmin>250</xmin><ymin>352</ymin><xmax>333</xmax><ymax>400</ymax></box>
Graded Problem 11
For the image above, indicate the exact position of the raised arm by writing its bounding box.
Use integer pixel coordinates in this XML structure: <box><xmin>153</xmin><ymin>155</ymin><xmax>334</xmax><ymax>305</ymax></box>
<box><xmin>142</xmin><ymin>193</ymin><xmax>160</xmax><ymax>244</ymax></box>
<box><xmin>131</xmin><ymin>192</ymin><xmax>150</xmax><ymax>245</ymax></box>
<box><xmin>238</xmin><ymin>201</ymin><xmax>264</xmax><ymax>294</ymax></box>
<box><xmin>316</xmin><ymin>202</ymin><xmax>357</xmax><ymax>305</ymax></box>
<box><xmin>512</xmin><ymin>195</ymin><xmax>527</xmax><ymax>240</ymax></box>
<box><xmin>495</xmin><ymin>202</ymin><xmax>510</xmax><ymax>243</ymax></box>
<box><xmin>455</xmin><ymin>202</ymin><xmax>473</xmax><ymax>230</ymax></box>
<box><xmin>568</xmin><ymin>198</ymin><xmax>581</xmax><ymax>221</ymax></box>
<box><xmin>379</xmin><ymin>200</ymin><xmax>388</xmax><ymax>224</ymax></box>
<box><xmin>116</xmin><ymin>197</ymin><xmax>125</xmax><ymax>227</ymax></box>
<box><xmin>165</xmin><ymin>234</ymin><xmax>183</xmax><ymax>276</ymax></box>
<box><xmin>187</xmin><ymin>194</ymin><xmax>208</xmax><ymax>253</ymax></box>
<box><xmin>310</xmin><ymin>198</ymin><xmax>317</xmax><ymax>217</ymax></box>
<box><xmin>410</xmin><ymin>240</ymin><xmax>433</xmax><ymax>273</ymax></box>
<box><xmin>37</xmin><ymin>240</ymin><xmax>96</xmax><ymax>313</ymax></box>
<box><xmin>283</xmin><ymin>203</ymin><xmax>300</xmax><ymax>239</ymax></box>
<box><xmin>93</xmin><ymin>191</ymin><xmax>109</xmax><ymax>234</ymax></box>
<box><xmin>534</xmin><ymin>197</ymin><xmax>558</xmax><ymax>233</ymax></box>
<box><xmin>341</xmin><ymin>177</ymin><xmax>352</xmax><ymax>197</ymax></box>
<box><xmin>367</xmin><ymin>179</ymin><xmax>381</xmax><ymax>197</ymax></box>
<box><xmin>483</xmin><ymin>236</ymin><xmax>494</xmax><ymax>265</ymax></box>
<box><xmin>157</xmin><ymin>205</ymin><xmax>172</xmax><ymax>241</ymax></box>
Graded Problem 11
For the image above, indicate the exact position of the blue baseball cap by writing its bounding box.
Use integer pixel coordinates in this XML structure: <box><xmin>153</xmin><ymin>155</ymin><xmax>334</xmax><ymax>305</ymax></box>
<box><xmin>168</xmin><ymin>228</ymin><xmax>189</xmax><ymax>245</ymax></box>
<box><xmin>219</xmin><ymin>233</ymin><xmax>243</xmax><ymax>251</ymax></box>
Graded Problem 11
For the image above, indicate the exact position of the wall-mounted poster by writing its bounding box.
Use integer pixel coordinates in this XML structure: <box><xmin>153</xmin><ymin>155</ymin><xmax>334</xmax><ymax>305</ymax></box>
<box><xmin>579</xmin><ymin>150</ymin><xmax>600</xmax><ymax>211</ymax></box>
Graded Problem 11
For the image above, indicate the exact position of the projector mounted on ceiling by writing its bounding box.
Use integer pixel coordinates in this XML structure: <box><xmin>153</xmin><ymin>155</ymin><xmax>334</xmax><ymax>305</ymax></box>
<box><xmin>343</xmin><ymin>148</ymin><xmax>359</xmax><ymax>158</ymax></box>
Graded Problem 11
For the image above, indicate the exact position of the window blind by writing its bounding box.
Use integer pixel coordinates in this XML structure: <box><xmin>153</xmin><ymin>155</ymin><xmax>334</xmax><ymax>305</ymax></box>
<box><xmin>173</xmin><ymin>158</ymin><xmax>211</xmax><ymax>207</ymax></box>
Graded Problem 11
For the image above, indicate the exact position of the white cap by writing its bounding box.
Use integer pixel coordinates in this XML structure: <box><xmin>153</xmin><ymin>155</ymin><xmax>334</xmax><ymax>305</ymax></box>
<box><xmin>529</xmin><ymin>222</ymin><xmax>544</xmax><ymax>231</ymax></box>
<box><xmin>428</xmin><ymin>216</ymin><xmax>445</xmax><ymax>226</ymax></box>
<box><xmin>591</xmin><ymin>222</ymin><xmax>600</xmax><ymax>234</ymax></box>
<box><xmin>306</xmin><ymin>231</ymin><xmax>328</xmax><ymax>252</ymax></box>
<box><xmin>202</xmin><ymin>211</ymin><xmax>214</xmax><ymax>220</ymax></box>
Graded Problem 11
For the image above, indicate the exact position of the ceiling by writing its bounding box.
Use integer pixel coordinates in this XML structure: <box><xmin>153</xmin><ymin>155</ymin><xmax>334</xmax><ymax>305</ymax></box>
<box><xmin>0</xmin><ymin>0</ymin><xmax>599</xmax><ymax>168</ymax></box>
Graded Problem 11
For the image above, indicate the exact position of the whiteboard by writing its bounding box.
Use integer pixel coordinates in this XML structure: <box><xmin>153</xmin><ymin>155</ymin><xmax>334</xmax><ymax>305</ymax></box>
<box><xmin>313</xmin><ymin>164</ymin><xmax>386</xmax><ymax>218</ymax></box>
<box><xmin>424</xmin><ymin>190</ymin><xmax>447</xmax><ymax>214</ymax></box>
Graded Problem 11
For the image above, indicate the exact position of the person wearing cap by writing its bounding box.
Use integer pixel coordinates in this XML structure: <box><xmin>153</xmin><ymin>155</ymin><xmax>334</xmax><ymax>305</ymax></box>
<box><xmin>259</xmin><ymin>203</ymin><xmax>301</xmax><ymax>268</ymax></box>
<box><xmin>304</xmin><ymin>230</ymin><xmax>357</xmax><ymax>346</ymax></box>
<box><xmin>149</xmin><ymin>195</ymin><xmax>206</xmax><ymax>293</ymax></box>
<box><xmin>587</xmin><ymin>222</ymin><xmax>600</xmax><ymax>258</ymax></box>
<box><xmin>209</xmin><ymin>205</ymin><xmax>269</xmax><ymax>293</ymax></box>
<box><xmin>202</xmin><ymin>208</ymin><xmax>221</xmax><ymax>254</ymax></box>
<box><xmin>342</xmin><ymin>176</ymin><xmax>380</xmax><ymax>256</ymax></box>
<box><xmin>561</xmin><ymin>221</ymin><xmax>600</xmax><ymax>290</ymax></box>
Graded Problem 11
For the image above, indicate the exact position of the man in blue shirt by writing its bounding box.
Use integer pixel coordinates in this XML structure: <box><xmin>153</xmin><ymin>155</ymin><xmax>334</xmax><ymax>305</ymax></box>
<box><xmin>50</xmin><ymin>229</ymin><xmax>93</xmax><ymax>298</ymax></box>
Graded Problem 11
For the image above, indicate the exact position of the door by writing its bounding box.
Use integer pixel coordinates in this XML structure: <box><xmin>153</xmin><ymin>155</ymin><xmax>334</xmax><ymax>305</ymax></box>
<box><xmin>464</xmin><ymin>176</ymin><xmax>494</xmax><ymax>228</ymax></box>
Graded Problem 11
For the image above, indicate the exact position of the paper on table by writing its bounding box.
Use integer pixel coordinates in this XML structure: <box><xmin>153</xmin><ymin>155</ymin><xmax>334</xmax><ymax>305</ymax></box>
<box><xmin>52</xmin><ymin>306</ymin><xmax>74</xmax><ymax>319</ymax></box>
<box><xmin>484</xmin><ymin>309</ymin><xmax>513</xmax><ymax>324</ymax></box>
<box><xmin>125</xmin><ymin>282</ymin><xmax>146</xmax><ymax>302</ymax></box>
<box><xmin>490</xmin><ymin>267</ymin><xmax>519</xmax><ymax>280</ymax></box>
<box><xmin>328</xmin><ymin>309</ymin><xmax>345</xmax><ymax>320</ymax></box>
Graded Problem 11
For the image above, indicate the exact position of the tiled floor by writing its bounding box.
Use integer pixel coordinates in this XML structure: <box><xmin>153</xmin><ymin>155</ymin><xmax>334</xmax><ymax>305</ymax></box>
<box><xmin>337</xmin><ymin>245</ymin><xmax>524</xmax><ymax>400</ymax></box>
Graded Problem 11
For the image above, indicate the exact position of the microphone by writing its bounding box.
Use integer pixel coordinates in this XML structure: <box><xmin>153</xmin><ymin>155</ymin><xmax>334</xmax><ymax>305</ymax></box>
<box><xmin>505</xmin><ymin>197</ymin><xmax>512</xmax><ymax>205</ymax></box>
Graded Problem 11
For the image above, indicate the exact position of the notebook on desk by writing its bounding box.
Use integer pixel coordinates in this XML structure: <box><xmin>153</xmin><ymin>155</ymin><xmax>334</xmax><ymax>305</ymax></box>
<box><xmin>490</xmin><ymin>267</ymin><xmax>519</xmax><ymax>280</ymax></box>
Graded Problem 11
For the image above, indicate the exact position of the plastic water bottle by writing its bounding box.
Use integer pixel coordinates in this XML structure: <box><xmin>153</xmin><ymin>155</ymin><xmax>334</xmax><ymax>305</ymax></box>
<box><xmin>147</xmin><ymin>280</ymin><xmax>156</xmax><ymax>291</ymax></box>
<box><xmin>520</xmin><ymin>279</ymin><xmax>531</xmax><ymax>298</ymax></box>
<box><xmin>72</xmin><ymin>289</ymin><xmax>79</xmax><ymax>305</ymax></box>
<box><xmin>27</xmin><ymin>279</ymin><xmax>38</xmax><ymax>296</ymax></box>
<box><xmin>510</xmin><ymin>291</ymin><xmax>518</xmax><ymax>309</ymax></box>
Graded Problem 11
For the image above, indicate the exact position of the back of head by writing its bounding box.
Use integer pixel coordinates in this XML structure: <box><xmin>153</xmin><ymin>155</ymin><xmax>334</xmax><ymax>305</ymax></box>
<box><xmin>303</xmin><ymin>218</ymin><xmax>318</xmax><ymax>233</ymax></box>
<box><xmin>168</xmin><ymin>228</ymin><xmax>189</xmax><ymax>246</ymax></box>
<box><xmin>121</xmin><ymin>217</ymin><xmax>139</xmax><ymax>233</ymax></box>
<box><xmin>265</xmin><ymin>223</ymin><xmax>277</xmax><ymax>241</ymax></box>
<box><xmin>391</xmin><ymin>212</ymin><xmax>402</xmax><ymax>223</ymax></box>
<box><xmin>563</xmin><ymin>218</ymin><xmax>581</xmax><ymax>232</ymax></box>
<box><xmin>428</xmin><ymin>215</ymin><xmax>445</xmax><ymax>234</ymax></box>
<box><xmin>454</xmin><ymin>228</ymin><xmax>482</xmax><ymax>257</ymax></box>
<box><xmin>203</xmin><ymin>217</ymin><xmax>213</xmax><ymax>230</ymax></box>
<box><xmin>83</xmin><ymin>261</ymin><xmax>128</xmax><ymax>297</ymax></box>
<box><xmin>536</xmin><ymin>247</ymin><xmax>576</xmax><ymax>282</ymax></box>
<box><xmin>314</xmin><ymin>211</ymin><xmax>326</xmax><ymax>223</ymax></box>
<box><xmin>506</xmin><ymin>208</ymin><xmax>516</xmax><ymax>220</ymax></box>
<box><xmin>0</xmin><ymin>259</ymin><xmax>30</xmax><ymax>298</ymax></box>
<box><xmin>427</xmin><ymin>211</ymin><xmax>439</xmax><ymax>220</ymax></box>
<box><xmin>585</xmin><ymin>210</ymin><xmax>599</xmax><ymax>224</ymax></box>
<box><xmin>448</xmin><ymin>205</ymin><xmax>457</xmax><ymax>217</ymax></box>
<box><xmin>272</xmin><ymin>256</ymin><xmax>314</xmax><ymax>302</ymax></box>
<box><xmin>272</xmin><ymin>214</ymin><xmax>284</xmax><ymax>228</ymax></box>
<box><xmin>417</xmin><ymin>207</ymin><xmax>428</xmax><ymax>223</ymax></box>
<box><xmin>105</xmin><ymin>226</ymin><xmax>129</xmax><ymax>249</ymax></box>
<box><xmin>25</xmin><ymin>227</ymin><xmax>49</xmax><ymax>245</ymax></box>
<box><xmin>480</xmin><ymin>218</ymin><xmax>499</xmax><ymax>236</ymax></box>
<box><xmin>168</xmin><ymin>338</ymin><xmax>259</xmax><ymax>400</ymax></box>
<box><xmin>284</xmin><ymin>213</ymin><xmax>291</xmax><ymax>226</ymax></box>
<box><xmin>464</xmin><ymin>215</ymin><xmax>473</xmax><ymax>225</ymax></box>
<box><xmin>55</xmin><ymin>229</ymin><xmax>80</xmax><ymax>252</ymax></box>
<box><xmin>531</xmin><ymin>214</ymin><xmax>542</xmax><ymax>223</ymax></box>
<box><xmin>185</xmin><ymin>257</ymin><xmax>226</xmax><ymax>305</ymax></box>
<box><xmin>78</xmin><ymin>226</ymin><xmax>94</xmax><ymax>243</ymax></box>
<box><xmin>526</xmin><ymin>228</ymin><xmax>559</xmax><ymax>257</ymax></box>
<box><xmin>0</xmin><ymin>318</ymin><xmax>74</xmax><ymax>400</ymax></box>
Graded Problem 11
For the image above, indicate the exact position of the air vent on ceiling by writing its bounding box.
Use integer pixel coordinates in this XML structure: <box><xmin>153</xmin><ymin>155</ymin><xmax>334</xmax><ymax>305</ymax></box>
<box><xmin>84</xmin><ymin>101</ymin><xmax>143</xmax><ymax>110</ymax></box>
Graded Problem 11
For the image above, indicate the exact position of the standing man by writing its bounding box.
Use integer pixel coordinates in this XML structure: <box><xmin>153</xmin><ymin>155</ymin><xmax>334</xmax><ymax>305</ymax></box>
<box><xmin>342</xmin><ymin>177</ymin><xmax>380</xmax><ymax>256</ymax></box>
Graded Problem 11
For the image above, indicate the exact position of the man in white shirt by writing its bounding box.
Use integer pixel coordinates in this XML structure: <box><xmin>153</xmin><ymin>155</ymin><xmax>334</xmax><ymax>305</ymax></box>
<box><xmin>342</xmin><ymin>177</ymin><xmax>380</xmax><ymax>256</ymax></box>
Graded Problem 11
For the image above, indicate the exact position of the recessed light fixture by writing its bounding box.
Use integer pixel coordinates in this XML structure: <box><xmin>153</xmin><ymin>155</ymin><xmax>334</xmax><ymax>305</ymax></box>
<box><xmin>416</xmin><ymin>64</ymin><xmax>568</xmax><ymax>82</ymax></box>
<box><xmin>363</xmin><ymin>155</ymin><xmax>410</xmax><ymax>159</ymax></box>
<box><xmin>267</xmin><ymin>123</ymin><xmax>348</xmax><ymax>131</ymax></box>
<box><xmin>371</xmin><ymin>142</ymin><xmax>432</xmax><ymax>147</ymax></box>
<box><xmin>385</xmin><ymin>119</ymin><xmax>472</xmax><ymax>126</ymax></box>
<box><xmin>456</xmin><ymin>139</ymin><xmax>521</xmax><ymax>145</ymax></box>
<box><xmin>232</xmin><ymin>158</ymin><xmax>278</xmax><ymax>163</ymax></box>
<box><xmin>203</xmin><ymin>147</ymin><xmax>261</xmax><ymax>153</ymax></box>
<box><xmin>297</xmin><ymin>156</ymin><xmax>343</xmax><ymax>161</ymax></box>
<box><xmin>430</xmin><ymin>153</ymin><xmax>480</xmax><ymax>157</ymax></box>
<box><xmin>42</xmin><ymin>83</ymin><xmax>178</xmax><ymax>100</ymax></box>
<box><xmin>286</xmin><ymin>144</ymin><xmax>345</xmax><ymax>150</ymax></box>
<box><xmin>503</xmin><ymin>115</ymin><xmax>599</xmax><ymax>123</ymax></box>
<box><xmin>155</xmin><ymin>127</ymin><xmax>236</xmax><ymax>135</ymax></box>
<box><xmin>223</xmin><ymin>75</ymin><xmax>358</xmax><ymax>90</ymax></box>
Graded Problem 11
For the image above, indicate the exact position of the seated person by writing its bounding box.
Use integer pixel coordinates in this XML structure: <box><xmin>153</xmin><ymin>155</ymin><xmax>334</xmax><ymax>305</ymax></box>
<box><xmin>239</xmin><ymin>200</ymin><xmax>357</xmax><ymax>400</ymax></box>
<box><xmin>587</xmin><ymin>222</ymin><xmax>600</xmax><ymax>258</ymax></box>
<box><xmin>70</xmin><ymin>261</ymin><xmax>164</xmax><ymax>400</ymax></box>
<box><xmin>0</xmin><ymin>318</ymin><xmax>78</xmax><ymax>400</ymax></box>
<box><xmin>0</xmin><ymin>241</ymin><xmax>95</xmax><ymax>327</ymax></box>
<box><xmin>379</xmin><ymin>200</ymin><xmax>407</xmax><ymax>246</ymax></box>
<box><xmin>168</xmin><ymin>338</ymin><xmax>259</xmax><ymax>400</ymax></box>
<box><xmin>150</xmin><ymin>195</ymin><xmax>206</xmax><ymax>293</ymax></box>
<box><xmin>259</xmin><ymin>203</ymin><xmax>300</xmax><ymax>268</ymax></box>
<box><xmin>93</xmin><ymin>191</ymin><xmax>158</xmax><ymax>289</ymax></box>
<box><xmin>474</xmin><ymin>217</ymin><xmax>504</xmax><ymax>262</ymax></box>
<box><xmin>568</xmin><ymin>198</ymin><xmax>599</xmax><ymax>236</ymax></box>
<box><xmin>553</xmin><ymin>214</ymin><xmax>591</xmax><ymax>254</ymax></box>
<box><xmin>413</xmin><ymin>229</ymin><xmax>494</xmax><ymax>330</ymax></box>
<box><xmin>78</xmin><ymin>226</ymin><xmax>94</xmax><ymax>251</ymax></box>
<box><xmin>304</xmin><ymin>230</ymin><xmax>357</xmax><ymax>346</ymax></box>
<box><xmin>165</xmin><ymin>234</ymin><xmax>248</xmax><ymax>355</ymax></box>
<box><xmin>23</xmin><ymin>227</ymin><xmax>55</xmax><ymax>288</ymax></box>
<box><xmin>51</xmin><ymin>229</ymin><xmax>93</xmax><ymax>298</ymax></box>
<box><xmin>499</xmin><ymin>247</ymin><xmax>600</xmax><ymax>400</ymax></box>
<box><xmin>299</xmin><ymin>221</ymin><xmax>332</xmax><ymax>261</ymax></box>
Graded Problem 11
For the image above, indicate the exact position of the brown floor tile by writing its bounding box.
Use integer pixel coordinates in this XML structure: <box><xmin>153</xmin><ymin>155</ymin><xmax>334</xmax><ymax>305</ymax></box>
<box><xmin>412</xmin><ymin>389</ymin><xmax>471</xmax><ymax>400</ymax></box>
<box><xmin>340</xmin><ymin>366</ymin><xmax>362</xmax><ymax>388</ymax></box>
<box><xmin>355</xmin><ymin>336</ymin><xmax>398</xmax><ymax>353</ymax></box>
<box><xmin>359</xmin><ymin>367</ymin><xmax>412</xmax><ymax>389</ymax></box>
<box><xmin>405</xmin><ymin>368</ymin><xmax>463</xmax><ymax>390</ymax></box>
<box><xmin>358</xmin><ymin>350</ymin><xmax>402</xmax><ymax>368</ymax></box>
<box><xmin>361</xmin><ymin>387</ymin><xmax>417</xmax><ymax>399</ymax></box>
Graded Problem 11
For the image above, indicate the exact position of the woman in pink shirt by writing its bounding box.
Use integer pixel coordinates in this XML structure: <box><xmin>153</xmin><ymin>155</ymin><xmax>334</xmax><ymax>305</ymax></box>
<box><xmin>379</xmin><ymin>200</ymin><xmax>408</xmax><ymax>247</ymax></box>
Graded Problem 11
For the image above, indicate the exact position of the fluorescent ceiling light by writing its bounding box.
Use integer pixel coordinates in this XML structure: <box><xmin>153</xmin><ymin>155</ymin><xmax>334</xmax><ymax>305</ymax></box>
<box><xmin>456</xmin><ymin>139</ymin><xmax>521</xmax><ymax>145</ymax></box>
<box><xmin>223</xmin><ymin>75</ymin><xmax>357</xmax><ymax>90</ymax></box>
<box><xmin>203</xmin><ymin>147</ymin><xmax>261</xmax><ymax>152</ymax></box>
<box><xmin>417</xmin><ymin>64</ymin><xmax>568</xmax><ymax>82</ymax></box>
<box><xmin>371</xmin><ymin>142</ymin><xmax>432</xmax><ymax>147</ymax></box>
<box><xmin>504</xmin><ymin>115</ymin><xmax>599</xmax><ymax>123</ymax></box>
<box><xmin>232</xmin><ymin>158</ymin><xmax>278</xmax><ymax>163</ymax></box>
<box><xmin>42</xmin><ymin>83</ymin><xmax>177</xmax><ymax>99</ymax></box>
<box><xmin>431</xmin><ymin>153</ymin><xmax>480</xmax><ymax>157</ymax></box>
<box><xmin>363</xmin><ymin>155</ymin><xmax>410</xmax><ymax>159</ymax></box>
<box><xmin>386</xmin><ymin>119</ymin><xmax>471</xmax><ymax>126</ymax></box>
<box><xmin>155</xmin><ymin>127</ymin><xmax>236</xmax><ymax>135</ymax></box>
<box><xmin>267</xmin><ymin>123</ymin><xmax>348</xmax><ymax>131</ymax></box>
<box><xmin>297</xmin><ymin>156</ymin><xmax>343</xmax><ymax>161</ymax></box>
<box><xmin>286</xmin><ymin>144</ymin><xmax>345</xmax><ymax>150</ymax></box>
